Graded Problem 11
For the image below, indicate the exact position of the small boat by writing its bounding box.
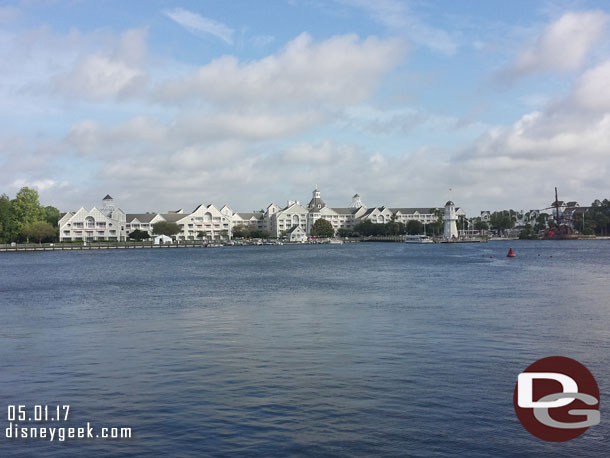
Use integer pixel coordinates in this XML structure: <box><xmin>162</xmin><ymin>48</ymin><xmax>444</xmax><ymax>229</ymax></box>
<box><xmin>329</xmin><ymin>239</ymin><xmax>344</xmax><ymax>245</ymax></box>
<box><xmin>404</xmin><ymin>235</ymin><xmax>434</xmax><ymax>244</ymax></box>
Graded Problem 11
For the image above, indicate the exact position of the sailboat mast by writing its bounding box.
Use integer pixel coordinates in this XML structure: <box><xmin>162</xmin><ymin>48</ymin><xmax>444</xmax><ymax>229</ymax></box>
<box><xmin>554</xmin><ymin>187</ymin><xmax>560</xmax><ymax>223</ymax></box>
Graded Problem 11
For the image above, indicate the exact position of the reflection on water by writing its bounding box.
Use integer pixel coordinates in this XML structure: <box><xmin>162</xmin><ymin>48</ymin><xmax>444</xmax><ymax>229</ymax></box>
<box><xmin>1</xmin><ymin>241</ymin><xmax>609</xmax><ymax>457</ymax></box>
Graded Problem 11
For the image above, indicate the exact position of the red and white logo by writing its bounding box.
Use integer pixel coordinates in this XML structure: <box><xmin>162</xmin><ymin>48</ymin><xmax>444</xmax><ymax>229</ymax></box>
<box><xmin>514</xmin><ymin>356</ymin><xmax>600</xmax><ymax>442</ymax></box>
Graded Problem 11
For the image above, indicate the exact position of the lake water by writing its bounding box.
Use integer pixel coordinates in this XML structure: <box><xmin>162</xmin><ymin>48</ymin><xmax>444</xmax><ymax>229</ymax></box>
<box><xmin>0</xmin><ymin>241</ymin><xmax>609</xmax><ymax>457</ymax></box>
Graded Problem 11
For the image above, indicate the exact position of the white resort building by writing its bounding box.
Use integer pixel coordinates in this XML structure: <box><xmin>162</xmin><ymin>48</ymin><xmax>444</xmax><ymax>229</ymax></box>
<box><xmin>59</xmin><ymin>190</ymin><xmax>455</xmax><ymax>242</ymax></box>
<box><xmin>59</xmin><ymin>195</ymin><xmax>127</xmax><ymax>242</ymax></box>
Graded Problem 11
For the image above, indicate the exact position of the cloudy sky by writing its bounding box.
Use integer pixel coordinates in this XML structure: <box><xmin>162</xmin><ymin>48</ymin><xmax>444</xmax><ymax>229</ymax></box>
<box><xmin>1</xmin><ymin>0</ymin><xmax>610</xmax><ymax>214</ymax></box>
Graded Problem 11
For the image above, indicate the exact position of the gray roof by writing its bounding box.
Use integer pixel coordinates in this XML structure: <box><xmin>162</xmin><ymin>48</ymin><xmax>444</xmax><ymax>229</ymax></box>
<box><xmin>103</xmin><ymin>194</ymin><xmax>113</xmax><ymax>200</ymax></box>
<box><xmin>391</xmin><ymin>208</ymin><xmax>438</xmax><ymax>215</ymax></box>
<box><xmin>307</xmin><ymin>198</ymin><xmax>326</xmax><ymax>210</ymax></box>
<box><xmin>237</xmin><ymin>212</ymin><xmax>263</xmax><ymax>220</ymax></box>
<box><xmin>160</xmin><ymin>213</ymin><xmax>187</xmax><ymax>222</ymax></box>
<box><xmin>572</xmin><ymin>207</ymin><xmax>590</xmax><ymax>214</ymax></box>
<box><xmin>126</xmin><ymin>213</ymin><xmax>158</xmax><ymax>223</ymax></box>
<box><xmin>331</xmin><ymin>207</ymin><xmax>359</xmax><ymax>215</ymax></box>
<box><xmin>286</xmin><ymin>225</ymin><xmax>303</xmax><ymax>234</ymax></box>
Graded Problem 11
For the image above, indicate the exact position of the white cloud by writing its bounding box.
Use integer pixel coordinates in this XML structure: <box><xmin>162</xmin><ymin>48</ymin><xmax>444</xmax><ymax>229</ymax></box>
<box><xmin>252</xmin><ymin>34</ymin><xmax>275</xmax><ymax>47</ymax></box>
<box><xmin>172</xmin><ymin>110</ymin><xmax>324</xmax><ymax>141</ymax></box>
<box><xmin>569</xmin><ymin>59</ymin><xmax>610</xmax><ymax>111</ymax></box>
<box><xmin>447</xmin><ymin>68</ymin><xmax>610</xmax><ymax>210</ymax></box>
<box><xmin>164</xmin><ymin>8</ymin><xmax>234</xmax><ymax>45</ymax></box>
<box><xmin>4</xmin><ymin>15</ymin><xmax>609</xmax><ymax>215</ymax></box>
<box><xmin>11</xmin><ymin>178</ymin><xmax>66</xmax><ymax>191</ymax></box>
<box><xmin>336</xmin><ymin>0</ymin><xmax>457</xmax><ymax>55</ymax></box>
<box><xmin>48</xmin><ymin>28</ymin><xmax>149</xmax><ymax>100</ymax></box>
<box><xmin>281</xmin><ymin>141</ymin><xmax>357</xmax><ymax>165</ymax></box>
<box><xmin>156</xmin><ymin>32</ymin><xmax>404</xmax><ymax>107</ymax></box>
<box><xmin>502</xmin><ymin>11</ymin><xmax>609</xmax><ymax>81</ymax></box>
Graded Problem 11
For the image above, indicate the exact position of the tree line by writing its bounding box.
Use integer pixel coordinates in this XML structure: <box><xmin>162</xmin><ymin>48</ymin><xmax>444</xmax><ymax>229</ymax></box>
<box><xmin>0</xmin><ymin>187</ymin><xmax>60</xmax><ymax>243</ymax></box>
<box><xmin>340</xmin><ymin>217</ymin><xmax>444</xmax><ymax>237</ymax></box>
<box><xmin>569</xmin><ymin>199</ymin><xmax>610</xmax><ymax>235</ymax></box>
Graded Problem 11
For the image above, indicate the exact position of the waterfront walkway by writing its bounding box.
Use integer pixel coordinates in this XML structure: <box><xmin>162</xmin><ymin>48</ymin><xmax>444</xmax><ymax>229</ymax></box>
<box><xmin>0</xmin><ymin>241</ymin><xmax>217</xmax><ymax>252</ymax></box>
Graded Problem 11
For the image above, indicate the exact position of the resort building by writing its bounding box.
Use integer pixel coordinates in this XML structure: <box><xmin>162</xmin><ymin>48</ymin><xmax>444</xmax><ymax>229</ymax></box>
<box><xmin>59</xmin><ymin>195</ymin><xmax>127</xmax><ymax>242</ymax></box>
<box><xmin>59</xmin><ymin>189</ymin><xmax>455</xmax><ymax>241</ymax></box>
<box><xmin>286</xmin><ymin>225</ymin><xmax>307</xmax><ymax>242</ymax></box>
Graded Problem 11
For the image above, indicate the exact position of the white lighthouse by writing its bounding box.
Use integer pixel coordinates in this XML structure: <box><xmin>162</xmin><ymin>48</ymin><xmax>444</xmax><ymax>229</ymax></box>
<box><xmin>443</xmin><ymin>200</ymin><xmax>458</xmax><ymax>240</ymax></box>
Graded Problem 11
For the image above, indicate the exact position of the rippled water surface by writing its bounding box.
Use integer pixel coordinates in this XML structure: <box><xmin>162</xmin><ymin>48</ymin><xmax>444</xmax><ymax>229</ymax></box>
<box><xmin>1</xmin><ymin>241</ymin><xmax>609</xmax><ymax>457</ymax></box>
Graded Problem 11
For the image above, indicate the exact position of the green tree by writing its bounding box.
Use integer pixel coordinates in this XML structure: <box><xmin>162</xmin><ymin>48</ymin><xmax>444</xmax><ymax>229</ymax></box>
<box><xmin>337</xmin><ymin>228</ymin><xmax>353</xmax><ymax>237</ymax></box>
<box><xmin>44</xmin><ymin>206</ymin><xmax>61</xmax><ymax>227</ymax></box>
<box><xmin>518</xmin><ymin>224</ymin><xmax>539</xmax><ymax>240</ymax></box>
<box><xmin>589</xmin><ymin>199</ymin><xmax>610</xmax><ymax>235</ymax></box>
<box><xmin>232</xmin><ymin>225</ymin><xmax>251</xmax><ymax>238</ymax></box>
<box><xmin>427</xmin><ymin>208</ymin><xmax>444</xmax><ymax>236</ymax></box>
<box><xmin>474</xmin><ymin>219</ymin><xmax>489</xmax><ymax>231</ymax></box>
<box><xmin>250</xmin><ymin>229</ymin><xmax>269</xmax><ymax>239</ymax></box>
<box><xmin>128</xmin><ymin>229</ymin><xmax>150</xmax><ymax>241</ymax></box>
<box><xmin>534</xmin><ymin>213</ymin><xmax>549</xmax><ymax>232</ymax></box>
<box><xmin>572</xmin><ymin>211</ymin><xmax>595</xmax><ymax>235</ymax></box>
<box><xmin>0</xmin><ymin>193</ymin><xmax>10</xmax><ymax>242</ymax></box>
<box><xmin>385</xmin><ymin>221</ymin><xmax>401</xmax><ymax>235</ymax></box>
<box><xmin>152</xmin><ymin>221</ymin><xmax>181</xmax><ymax>237</ymax></box>
<box><xmin>405</xmin><ymin>220</ymin><xmax>424</xmax><ymax>235</ymax></box>
<box><xmin>22</xmin><ymin>221</ymin><xmax>56</xmax><ymax>243</ymax></box>
<box><xmin>490</xmin><ymin>211</ymin><xmax>515</xmax><ymax>235</ymax></box>
<box><xmin>8</xmin><ymin>187</ymin><xmax>45</xmax><ymax>241</ymax></box>
<box><xmin>354</xmin><ymin>220</ymin><xmax>381</xmax><ymax>236</ymax></box>
<box><xmin>311</xmin><ymin>218</ymin><xmax>334</xmax><ymax>237</ymax></box>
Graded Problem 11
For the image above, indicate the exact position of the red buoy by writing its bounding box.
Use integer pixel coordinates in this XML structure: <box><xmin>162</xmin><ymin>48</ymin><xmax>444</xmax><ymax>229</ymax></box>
<box><xmin>507</xmin><ymin>248</ymin><xmax>516</xmax><ymax>257</ymax></box>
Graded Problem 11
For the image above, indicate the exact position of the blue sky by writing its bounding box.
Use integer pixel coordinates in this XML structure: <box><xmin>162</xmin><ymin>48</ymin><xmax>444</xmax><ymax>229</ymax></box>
<box><xmin>1</xmin><ymin>0</ymin><xmax>610</xmax><ymax>214</ymax></box>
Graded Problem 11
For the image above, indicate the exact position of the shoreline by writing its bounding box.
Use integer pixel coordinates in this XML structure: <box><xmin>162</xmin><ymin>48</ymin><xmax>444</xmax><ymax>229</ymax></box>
<box><xmin>2</xmin><ymin>237</ymin><xmax>610</xmax><ymax>253</ymax></box>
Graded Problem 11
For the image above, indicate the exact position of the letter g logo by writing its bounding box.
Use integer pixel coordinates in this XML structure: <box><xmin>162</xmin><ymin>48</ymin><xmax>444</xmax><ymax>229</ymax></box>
<box><xmin>513</xmin><ymin>356</ymin><xmax>600</xmax><ymax>442</ymax></box>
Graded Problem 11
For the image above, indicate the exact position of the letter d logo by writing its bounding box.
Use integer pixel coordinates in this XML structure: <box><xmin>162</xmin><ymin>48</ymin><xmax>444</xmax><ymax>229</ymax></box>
<box><xmin>513</xmin><ymin>356</ymin><xmax>600</xmax><ymax>442</ymax></box>
<box><xmin>517</xmin><ymin>372</ymin><xmax>578</xmax><ymax>408</ymax></box>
